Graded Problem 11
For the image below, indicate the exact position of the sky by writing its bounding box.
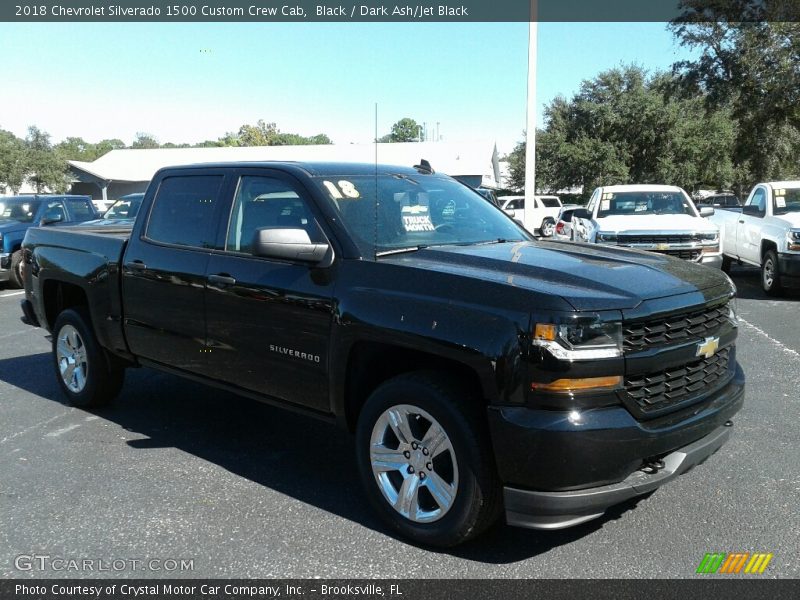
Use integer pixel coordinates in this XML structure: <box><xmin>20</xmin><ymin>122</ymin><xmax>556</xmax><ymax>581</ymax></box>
<box><xmin>0</xmin><ymin>21</ymin><xmax>695</xmax><ymax>156</ymax></box>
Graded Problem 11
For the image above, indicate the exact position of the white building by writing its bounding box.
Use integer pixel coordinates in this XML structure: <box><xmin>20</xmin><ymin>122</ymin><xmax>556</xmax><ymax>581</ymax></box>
<box><xmin>68</xmin><ymin>141</ymin><xmax>501</xmax><ymax>200</ymax></box>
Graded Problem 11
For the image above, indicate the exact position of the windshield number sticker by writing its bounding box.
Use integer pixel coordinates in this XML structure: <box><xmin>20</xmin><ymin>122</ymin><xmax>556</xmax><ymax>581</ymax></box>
<box><xmin>322</xmin><ymin>180</ymin><xmax>361</xmax><ymax>200</ymax></box>
<box><xmin>776</xmin><ymin>197</ymin><xmax>787</xmax><ymax>208</ymax></box>
<box><xmin>600</xmin><ymin>200</ymin><xmax>610</xmax><ymax>211</ymax></box>
<box><xmin>775</xmin><ymin>188</ymin><xmax>785</xmax><ymax>197</ymax></box>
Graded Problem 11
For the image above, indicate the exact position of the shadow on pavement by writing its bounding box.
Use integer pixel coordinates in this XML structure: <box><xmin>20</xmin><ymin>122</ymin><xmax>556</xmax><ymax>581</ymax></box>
<box><xmin>0</xmin><ymin>351</ymin><xmax>649</xmax><ymax>563</ymax></box>
<box><xmin>726</xmin><ymin>265</ymin><xmax>800</xmax><ymax>301</ymax></box>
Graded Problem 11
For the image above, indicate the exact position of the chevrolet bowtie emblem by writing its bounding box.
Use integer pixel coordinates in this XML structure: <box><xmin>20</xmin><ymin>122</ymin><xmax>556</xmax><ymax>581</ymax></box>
<box><xmin>696</xmin><ymin>337</ymin><xmax>720</xmax><ymax>359</ymax></box>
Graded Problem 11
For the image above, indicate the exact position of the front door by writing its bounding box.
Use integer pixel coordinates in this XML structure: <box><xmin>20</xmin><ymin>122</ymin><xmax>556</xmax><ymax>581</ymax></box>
<box><xmin>203</xmin><ymin>172</ymin><xmax>335</xmax><ymax>412</ymax></box>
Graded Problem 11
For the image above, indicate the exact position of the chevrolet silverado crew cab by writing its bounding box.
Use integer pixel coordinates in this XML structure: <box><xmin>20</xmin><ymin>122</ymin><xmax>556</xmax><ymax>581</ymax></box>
<box><xmin>571</xmin><ymin>184</ymin><xmax>722</xmax><ymax>268</ymax></box>
<box><xmin>709</xmin><ymin>181</ymin><xmax>800</xmax><ymax>296</ymax></box>
<box><xmin>20</xmin><ymin>162</ymin><xmax>744</xmax><ymax>547</ymax></box>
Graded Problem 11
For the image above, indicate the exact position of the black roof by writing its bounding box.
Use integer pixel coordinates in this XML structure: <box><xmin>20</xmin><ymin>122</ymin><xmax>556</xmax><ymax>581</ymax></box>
<box><xmin>156</xmin><ymin>161</ymin><xmax>438</xmax><ymax>178</ymax></box>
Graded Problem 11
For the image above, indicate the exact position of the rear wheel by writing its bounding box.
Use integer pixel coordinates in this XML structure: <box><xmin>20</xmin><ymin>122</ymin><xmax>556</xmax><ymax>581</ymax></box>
<box><xmin>540</xmin><ymin>217</ymin><xmax>556</xmax><ymax>238</ymax></box>
<box><xmin>52</xmin><ymin>308</ymin><xmax>124</xmax><ymax>407</ymax></box>
<box><xmin>355</xmin><ymin>371</ymin><xmax>501</xmax><ymax>547</ymax></box>
<box><xmin>762</xmin><ymin>250</ymin><xmax>782</xmax><ymax>297</ymax></box>
<box><xmin>721</xmin><ymin>255</ymin><xmax>732</xmax><ymax>274</ymax></box>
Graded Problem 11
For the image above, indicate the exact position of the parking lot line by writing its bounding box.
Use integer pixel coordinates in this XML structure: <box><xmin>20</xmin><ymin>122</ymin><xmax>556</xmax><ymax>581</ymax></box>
<box><xmin>0</xmin><ymin>290</ymin><xmax>25</xmax><ymax>297</ymax></box>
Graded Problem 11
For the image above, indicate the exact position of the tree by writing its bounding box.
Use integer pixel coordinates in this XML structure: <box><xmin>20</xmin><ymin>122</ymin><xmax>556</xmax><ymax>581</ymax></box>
<box><xmin>94</xmin><ymin>138</ymin><xmax>126</xmax><ymax>157</ymax></box>
<box><xmin>0</xmin><ymin>129</ymin><xmax>26</xmax><ymax>193</ymax></box>
<box><xmin>671</xmin><ymin>13</ymin><xmax>800</xmax><ymax>187</ymax></box>
<box><xmin>25</xmin><ymin>126</ymin><xmax>69</xmax><ymax>193</ymax></box>
<box><xmin>511</xmin><ymin>66</ymin><xmax>737</xmax><ymax>195</ymax></box>
<box><xmin>131</xmin><ymin>132</ymin><xmax>160</xmax><ymax>149</ymax></box>
<box><xmin>381</xmin><ymin>118</ymin><xmax>423</xmax><ymax>142</ymax></box>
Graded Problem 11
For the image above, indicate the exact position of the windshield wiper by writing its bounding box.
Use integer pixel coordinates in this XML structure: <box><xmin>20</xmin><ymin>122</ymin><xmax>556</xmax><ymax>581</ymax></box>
<box><xmin>375</xmin><ymin>245</ymin><xmax>429</xmax><ymax>257</ymax></box>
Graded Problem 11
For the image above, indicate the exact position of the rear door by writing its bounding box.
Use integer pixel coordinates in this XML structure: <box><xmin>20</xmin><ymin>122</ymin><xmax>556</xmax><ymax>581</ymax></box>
<box><xmin>203</xmin><ymin>169</ymin><xmax>335</xmax><ymax>412</ymax></box>
<box><xmin>122</xmin><ymin>171</ymin><xmax>229</xmax><ymax>373</ymax></box>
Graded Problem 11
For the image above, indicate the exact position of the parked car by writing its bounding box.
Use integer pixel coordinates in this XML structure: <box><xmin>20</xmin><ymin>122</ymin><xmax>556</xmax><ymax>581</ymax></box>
<box><xmin>697</xmin><ymin>193</ymin><xmax>741</xmax><ymax>208</ymax></box>
<box><xmin>709</xmin><ymin>181</ymin><xmax>800</xmax><ymax>295</ymax></box>
<box><xmin>498</xmin><ymin>195</ymin><xmax>562</xmax><ymax>237</ymax></box>
<box><xmin>571</xmin><ymin>184</ymin><xmax>722</xmax><ymax>268</ymax></box>
<box><xmin>21</xmin><ymin>162</ymin><xmax>743</xmax><ymax>547</ymax></box>
<box><xmin>552</xmin><ymin>205</ymin><xmax>582</xmax><ymax>241</ymax></box>
<box><xmin>75</xmin><ymin>193</ymin><xmax>145</xmax><ymax>227</ymax></box>
<box><xmin>0</xmin><ymin>194</ymin><xmax>97</xmax><ymax>287</ymax></box>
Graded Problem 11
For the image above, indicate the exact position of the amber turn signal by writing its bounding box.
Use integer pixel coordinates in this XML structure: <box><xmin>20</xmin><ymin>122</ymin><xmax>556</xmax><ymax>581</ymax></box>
<box><xmin>531</xmin><ymin>375</ymin><xmax>622</xmax><ymax>393</ymax></box>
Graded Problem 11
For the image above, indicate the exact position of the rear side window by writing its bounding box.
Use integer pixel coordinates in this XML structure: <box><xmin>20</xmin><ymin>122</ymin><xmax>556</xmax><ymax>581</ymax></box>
<box><xmin>146</xmin><ymin>176</ymin><xmax>224</xmax><ymax>248</ymax></box>
<box><xmin>65</xmin><ymin>199</ymin><xmax>95</xmax><ymax>221</ymax></box>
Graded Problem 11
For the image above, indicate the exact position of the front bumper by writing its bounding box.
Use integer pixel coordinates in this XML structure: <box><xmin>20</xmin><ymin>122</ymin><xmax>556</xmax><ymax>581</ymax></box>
<box><xmin>0</xmin><ymin>253</ymin><xmax>10</xmax><ymax>282</ymax></box>
<box><xmin>699</xmin><ymin>254</ymin><xmax>723</xmax><ymax>268</ymax></box>
<box><xmin>489</xmin><ymin>363</ymin><xmax>744</xmax><ymax>530</ymax></box>
<box><xmin>777</xmin><ymin>253</ymin><xmax>800</xmax><ymax>288</ymax></box>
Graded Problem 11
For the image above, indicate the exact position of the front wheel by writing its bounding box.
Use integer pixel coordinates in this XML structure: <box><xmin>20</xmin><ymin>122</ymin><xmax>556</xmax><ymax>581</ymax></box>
<box><xmin>9</xmin><ymin>250</ymin><xmax>24</xmax><ymax>288</ymax></box>
<box><xmin>52</xmin><ymin>308</ymin><xmax>124</xmax><ymax>407</ymax></box>
<box><xmin>540</xmin><ymin>217</ymin><xmax>556</xmax><ymax>238</ymax></box>
<box><xmin>762</xmin><ymin>249</ymin><xmax>783</xmax><ymax>297</ymax></box>
<box><xmin>355</xmin><ymin>372</ymin><xmax>501</xmax><ymax>547</ymax></box>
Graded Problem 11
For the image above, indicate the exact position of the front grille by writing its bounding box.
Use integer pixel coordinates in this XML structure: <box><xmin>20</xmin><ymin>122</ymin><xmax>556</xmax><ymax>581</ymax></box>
<box><xmin>658</xmin><ymin>248</ymin><xmax>702</xmax><ymax>260</ymax></box>
<box><xmin>617</xmin><ymin>234</ymin><xmax>705</xmax><ymax>244</ymax></box>
<box><xmin>623</xmin><ymin>302</ymin><xmax>729</xmax><ymax>353</ymax></box>
<box><xmin>624</xmin><ymin>347</ymin><xmax>731</xmax><ymax>414</ymax></box>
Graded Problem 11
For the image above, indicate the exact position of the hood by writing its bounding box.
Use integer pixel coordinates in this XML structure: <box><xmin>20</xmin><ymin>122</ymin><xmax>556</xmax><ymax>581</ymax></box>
<box><xmin>382</xmin><ymin>240</ymin><xmax>732</xmax><ymax>311</ymax></box>
<box><xmin>774</xmin><ymin>212</ymin><xmax>800</xmax><ymax>229</ymax></box>
<box><xmin>595</xmin><ymin>213</ymin><xmax>718</xmax><ymax>233</ymax></box>
<box><xmin>0</xmin><ymin>219</ymin><xmax>30</xmax><ymax>234</ymax></box>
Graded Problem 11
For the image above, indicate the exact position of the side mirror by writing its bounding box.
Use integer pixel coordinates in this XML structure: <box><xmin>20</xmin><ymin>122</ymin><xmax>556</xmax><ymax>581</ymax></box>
<box><xmin>253</xmin><ymin>227</ymin><xmax>330</xmax><ymax>264</ymax></box>
<box><xmin>571</xmin><ymin>208</ymin><xmax>592</xmax><ymax>220</ymax></box>
<box><xmin>40</xmin><ymin>214</ymin><xmax>64</xmax><ymax>226</ymax></box>
<box><xmin>742</xmin><ymin>205</ymin><xmax>763</xmax><ymax>217</ymax></box>
<box><xmin>699</xmin><ymin>206</ymin><xmax>715</xmax><ymax>217</ymax></box>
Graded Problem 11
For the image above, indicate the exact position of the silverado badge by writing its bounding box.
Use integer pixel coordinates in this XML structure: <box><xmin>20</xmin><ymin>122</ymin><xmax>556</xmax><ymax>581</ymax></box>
<box><xmin>696</xmin><ymin>337</ymin><xmax>720</xmax><ymax>359</ymax></box>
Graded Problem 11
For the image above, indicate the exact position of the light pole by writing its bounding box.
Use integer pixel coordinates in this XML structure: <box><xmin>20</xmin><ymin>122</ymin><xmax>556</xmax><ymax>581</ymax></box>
<box><xmin>523</xmin><ymin>2</ymin><xmax>538</xmax><ymax>234</ymax></box>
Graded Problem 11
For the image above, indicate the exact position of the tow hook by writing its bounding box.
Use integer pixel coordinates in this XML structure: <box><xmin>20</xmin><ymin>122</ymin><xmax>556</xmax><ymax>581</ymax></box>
<box><xmin>640</xmin><ymin>459</ymin><xmax>666</xmax><ymax>475</ymax></box>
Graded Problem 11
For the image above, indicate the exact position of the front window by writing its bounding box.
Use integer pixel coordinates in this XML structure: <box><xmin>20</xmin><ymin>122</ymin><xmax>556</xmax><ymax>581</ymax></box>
<box><xmin>105</xmin><ymin>195</ymin><xmax>144</xmax><ymax>220</ymax></box>
<box><xmin>314</xmin><ymin>174</ymin><xmax>528</xmax><ymax>256</ymax></box>
<box><xmin>539</xmin><ymin>197</ymin><xmax>561</xmax><ymax>208</ymax></box>
<box><xmin>772</xmin><ymin>187</ymin><xmax>800</xmax><ymax>215</ymax></box>
<box><xmin>0</xmin><ymin>199</ymin><xmax>42</xmax><ymax>223</ymax></box>
<box><xmin>597</xmin><ymin>191</ymin><xmax>695</xmax><ymax>218</ymax></box>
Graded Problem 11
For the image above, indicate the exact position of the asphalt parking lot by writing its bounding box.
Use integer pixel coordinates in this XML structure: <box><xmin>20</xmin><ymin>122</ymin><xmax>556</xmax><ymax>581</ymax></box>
<box><xmin>0</xmin><ymin>264</ymin><xmax>798</xmax><ymax>579</ymax></box>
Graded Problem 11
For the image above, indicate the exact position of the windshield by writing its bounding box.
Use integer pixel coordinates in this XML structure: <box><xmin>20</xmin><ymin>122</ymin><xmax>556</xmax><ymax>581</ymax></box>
<box><xmin>772</xmin><ymin>187</ymin><xmax>800</xmax><ymax>215</ymax></box>
<box><xmin>104</xmin><ymin>195</ymin><xmax>143</xmax><ymax>219</ymax></box>
<box><xmin>597</xmin><ymin>191</ymin><xmax>694</xmax><ymax>218</ymax></box>
<box><xmin>0</xmin><ymin>199</ymin><xmax>42</xmax><ymax>223</ymax></box>
<box><xmin>313</xmin><ymin>174</ymin><xmax>528</xmax><ymax>256</ymax></box>
<box><xmin>539</xmin><ymin>197</ymin><xmax>560</xmax><ymax>207</ymax></box>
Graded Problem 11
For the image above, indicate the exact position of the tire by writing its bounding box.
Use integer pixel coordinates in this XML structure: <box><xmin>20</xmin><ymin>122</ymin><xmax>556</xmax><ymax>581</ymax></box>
<box><xmin>721</xmin><ymin>255</ymin><xmax>732</xmax><ymax>274</ymax></box>
<box><xmin>762</xmin><ymin>249</ymin><xmax>783</xmax><ymax>297</ymax></box>
<box><xmin>355</xmin><ymin>371</ymin><xmax>501</xmax><ymax>547</ymax></box>
<box><xmin>540</xmin><ymin>217</ymin><xmax>556</xmax><ymax>238</ymax></box>
<box><xmin>9</xmin><ymin>250</ymin><xmax>23</xmax><ymax>289</ymax></box>
<box><xmin>52</xmin><ymin>307</ymin><xmax>124</xmax><ymax>407</ymax></box>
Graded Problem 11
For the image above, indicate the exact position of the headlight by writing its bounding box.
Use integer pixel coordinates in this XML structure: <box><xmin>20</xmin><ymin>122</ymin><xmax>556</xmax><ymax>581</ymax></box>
<box><xmin>700</xmin><ymin>232</ymin><xmax>719</xmax><ymax>243</ymax></box>
<box><xmin>533</xmin><ymin>317</ymin><xmax>623</xmax><ymax>360</ymax></box>
<box><xmin>787</xmin><ymin>230</ymin><xmax>800</xmax><ymax>251</ymax></box>
<box><xmin>596</xmin><ymin>232</ymin><xmax>618</xmax><ymax>243</ymax></box>
<box><xmin>728</xmin><ymin>295</ymin><xmax>738</xmax><ymax>326</ymax></box>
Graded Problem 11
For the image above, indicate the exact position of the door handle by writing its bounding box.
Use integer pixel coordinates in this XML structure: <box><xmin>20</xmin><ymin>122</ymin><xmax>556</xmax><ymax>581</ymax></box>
<box><xmin>124</xmin><ymin>260</ymin><xmax>147</xmax><ymax>270</ymax></box>
<box><xmin>738</xmin><ymin>220</ymin><xmax>745</xmax><ymax>224</ymax></box>
<box><xmin>208</xmin><ymin>274</ymin><xmax>236</xmax><ymax>286</ymax></box>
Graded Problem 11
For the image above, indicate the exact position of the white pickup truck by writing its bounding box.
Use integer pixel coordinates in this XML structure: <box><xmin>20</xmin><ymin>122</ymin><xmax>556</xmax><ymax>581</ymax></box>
<box><xmin>709</xmin><ymin>180</ymin><xmax>800</xmax><ymax>295</ymax></box>
<box><xmin>571</xmin><ymin>184</ymin><xmax>722</xmax><ymax>268</ymax></box>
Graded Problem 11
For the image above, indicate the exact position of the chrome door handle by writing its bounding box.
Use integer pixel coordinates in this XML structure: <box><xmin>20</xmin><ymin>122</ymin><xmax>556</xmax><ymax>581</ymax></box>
<box><xmin>208</xmin><ymin>274</ymin><xmax>236</xmax><ymax>286</ymax></box>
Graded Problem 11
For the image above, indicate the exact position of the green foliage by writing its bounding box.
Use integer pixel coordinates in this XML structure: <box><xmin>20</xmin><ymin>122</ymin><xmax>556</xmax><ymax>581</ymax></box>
<box><xmin>25</xmin><ymin>126</ymin><xmax>70</xmax><ymax>193</ymax></box>
<box><xmin>512</xmin><ymin>65</ymin><xmax>737</xmax><ymax>195</ymax></box>
<box><xmin>131</xmin><ymin>132</ymin><xmax>160</xmax><ymax>149</ymax></box>
<box><xmin>671</xmin><ymin>17</ymin><xmax>800</xmax><ymax>188</ymax></box>
<box><xmin>381</xmin><ymin>118</ymin><xmax>423</xmax><ymax>143</ymax></box>
<box><xmin>0</xmin><ymin>129</ymin><xmax>26</xmax><ymax>193</ymax></box>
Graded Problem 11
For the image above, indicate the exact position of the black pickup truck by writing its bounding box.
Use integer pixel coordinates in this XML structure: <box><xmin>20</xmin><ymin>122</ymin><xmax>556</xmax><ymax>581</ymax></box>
<box><xmin>20</xmin><ymin>162</ymin><xmax>744</xmax><ymax>546</ymax></box>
